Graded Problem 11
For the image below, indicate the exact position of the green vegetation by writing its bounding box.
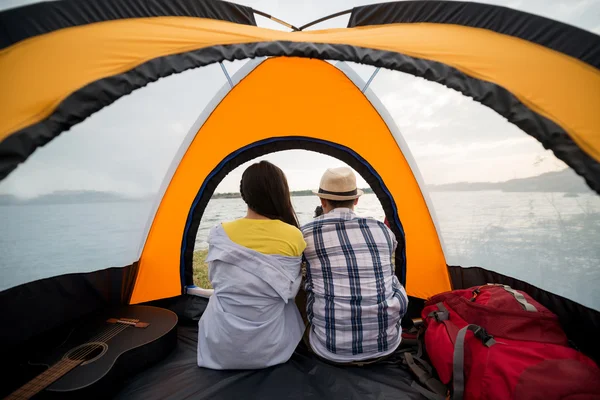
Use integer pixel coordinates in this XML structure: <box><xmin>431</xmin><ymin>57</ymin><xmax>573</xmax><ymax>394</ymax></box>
<box><xmin>193</xmin><ymin>249</ymin><xmax>212</xmax><ymax>289</ymax></box>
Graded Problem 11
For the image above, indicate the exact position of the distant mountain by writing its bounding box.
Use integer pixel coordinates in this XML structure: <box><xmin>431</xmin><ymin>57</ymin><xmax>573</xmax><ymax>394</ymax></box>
<box><xmin>0</xmin><ymin>194</ymin><xmax>19</xmax><ymax>205</ymax></box>
<box><xmin>0</xmin><ymin>170</ymin><xmax>588</xmax><ymax>205</ymax></box>
<box><xmin>428</xmin><ymin>169</ymin><xmax>590</xmax><ymax>193</ymax></box>
<box><xmin>212</xmin><ymin>187</ymin><xmax>374</xmax><ymax>199</ymax></box>
<box><xmin>0</xmin><ymin>187</ymin><xmax>376</xmax><ymax>205</ymax></box>
<box><xmin>0</xmin><ymin>191</ymin><xmax>151</xmax><ymax>205</ymax></box>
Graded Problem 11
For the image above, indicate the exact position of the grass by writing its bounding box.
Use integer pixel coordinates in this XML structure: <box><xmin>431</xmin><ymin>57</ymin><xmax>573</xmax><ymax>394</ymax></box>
<box><xmin>193</xmin><ymin>249</ymin><xmax>212</xmax><ymax>289</ymax></box>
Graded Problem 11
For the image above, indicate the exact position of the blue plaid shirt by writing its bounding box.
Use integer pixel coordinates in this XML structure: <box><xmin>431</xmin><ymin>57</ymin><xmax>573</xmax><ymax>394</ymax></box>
<box><xmin>301</xmin><ymin>208</ymin><xmax>408</xmax><ymax>362</ymax></box>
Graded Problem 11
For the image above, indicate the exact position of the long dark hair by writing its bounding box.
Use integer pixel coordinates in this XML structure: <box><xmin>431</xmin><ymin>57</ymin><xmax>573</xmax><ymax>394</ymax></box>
<box><xmin>240</xmin><ymin>161</ymin><xmax>299</xmax><ymax>229</ymax></box>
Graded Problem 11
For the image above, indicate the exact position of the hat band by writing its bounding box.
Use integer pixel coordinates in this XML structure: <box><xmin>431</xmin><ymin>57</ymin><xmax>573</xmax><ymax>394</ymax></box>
<box><xmin>318</xmin><ymin>188</ymin><xmax>358</xmax><ymax>196</ymax></box>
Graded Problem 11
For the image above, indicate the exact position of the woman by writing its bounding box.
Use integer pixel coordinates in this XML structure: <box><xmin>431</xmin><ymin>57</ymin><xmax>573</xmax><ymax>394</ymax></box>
<box><xmin>197</xmin><ymin>161</ymin><xmax>307</xmax><ymax>369</ymax></box>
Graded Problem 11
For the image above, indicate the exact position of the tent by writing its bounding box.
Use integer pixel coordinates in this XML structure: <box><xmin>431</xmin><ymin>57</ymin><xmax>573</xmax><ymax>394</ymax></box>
<box><xmin>0</xmin><ymin>0</ymin><xmax>599</xmax><ymax>398</ymax></box>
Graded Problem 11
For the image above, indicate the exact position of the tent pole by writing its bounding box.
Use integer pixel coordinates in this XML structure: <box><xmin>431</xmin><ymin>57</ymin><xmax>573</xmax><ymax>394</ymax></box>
<box><xmin>219</xmin><ymin>63</ymin><xmax>234</xmax><ymax>88</ymax></box>
<box><xmin>297</xmin><ymin>10</ymin><xmax>353</xmax><ymax>31</ymax></box>
<box><xmin>362</xmin><ymin>68</ymin><xmax>381</xmax><ymax>93</ymax></box>
<box><xmin>253</xmin><ymin>9</ymin><xmax>300</xmax><ymax>31</ymax></box>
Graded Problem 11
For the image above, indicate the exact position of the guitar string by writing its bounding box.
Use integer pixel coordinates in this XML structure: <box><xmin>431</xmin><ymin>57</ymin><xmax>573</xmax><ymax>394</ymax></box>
<box><xmin>61</xmin><ymin>317</ymin><xmax>139</xmax><ymax>361</ymax></box>
<box><xmin>60</xmin><ymin>323</ymin><xmax>130</xmax><ymax>362</ymax></box>
<box><xmin>17</xmin><ymin>360</ymin><xmax>83</xmax><ymax>397</ymax></box>
<box><xmin>16</xmin><ymin>323</ymin><xmax>132</xmax><ymax>398</ymax></box>
<box><xmin>9</xmin><ymin>320</ymin><xmax>137</xmax><ymax>400</ymax></box>
<box><xmin>16</xmin><ymin>325</ymin><xmax>127</xmax><ymax>397</ymax></box>
<box><xmin>17</xmin><ymin>325</ymin><xmax>130</xmax><ymax>399</ymax></box>
<box><xmin>46</xmin><ymin>325</ymin><xmax>125</xmax><ymax>374</ymax></box>
<box><xmin>62</xmin><ymin>323</ymin><xmax>128</xmax><ymax>360</ymax></box>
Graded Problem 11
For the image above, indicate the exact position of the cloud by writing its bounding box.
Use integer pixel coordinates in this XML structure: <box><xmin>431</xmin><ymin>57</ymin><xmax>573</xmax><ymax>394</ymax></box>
<box><xmin>411</xmin><ymin>137</ymin><xmax>534</xmax><ymax>160</ymax></box>
<box><xmin>414</xmin><ymin>122</ymin><xmax>441</xmax><ymax>131</ymax></box>
<box><xmin>403</xmin><ymin>136</ymin><xmax>566</xmax><ymax>185</ymax></box>
<box><xmin>1</xmin><ymin>63</ymin><xmax>230</xmax><ymax>197</ymax></box>
<box><xmin>213</xmin><ymin>151</ymin><xmax>369</xmax><ymax>193</ymax></box>
<box><xmin>372</xmin><ymin>69</ymin><xmax>523</xmax><ymax>147</ymax></box>
<box><xmin>0</xmin><ymin>0</ymin><xmax>596</xmax><ymax>197</ymax></box>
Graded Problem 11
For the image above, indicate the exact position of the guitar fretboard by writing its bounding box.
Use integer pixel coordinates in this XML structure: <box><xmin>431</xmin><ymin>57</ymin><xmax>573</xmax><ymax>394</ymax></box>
<box><xmin>5</xmin><ymin>359</ymin><xmax>83</xmax><ymax>400</ymax></box>
<box><xmin>4</xmin><ymin>320</ymin><xmax>134</xmax><ymax>400</ymax></box>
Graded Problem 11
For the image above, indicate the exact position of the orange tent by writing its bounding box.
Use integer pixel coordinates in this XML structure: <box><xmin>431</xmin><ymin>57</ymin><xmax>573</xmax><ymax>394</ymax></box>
<box><xmin>1</xmin><ymin>1</ymin><xmax>599</xmax><ymax>397</ymax></box>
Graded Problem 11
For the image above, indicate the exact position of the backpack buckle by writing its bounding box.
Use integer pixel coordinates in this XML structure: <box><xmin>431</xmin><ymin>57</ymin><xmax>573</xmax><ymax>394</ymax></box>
<box><xmin>428</xmin><ymin>310</ymin><xmax>449</xmax><ymax>323</ymax></box>
<box><xmin>427</xmin><ymin>302</ymin><xmax>450</xmax><ymax>323</ymax></box>
<box><xmin>470</xmin><ymin>287</ymin><xmax>481</xmax><ymax>302</ymax></box>
<box><xmin>472</xmin><ymin>326</ymin><xmax>496</xmax><ymax>347</ymax></box>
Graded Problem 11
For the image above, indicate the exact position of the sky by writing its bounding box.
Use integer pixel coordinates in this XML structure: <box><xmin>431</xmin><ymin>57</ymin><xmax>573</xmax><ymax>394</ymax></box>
<box><xmin>1</xmin><ymin>0</ymin><xmax>599</xmax><ymax>198</ymax></box>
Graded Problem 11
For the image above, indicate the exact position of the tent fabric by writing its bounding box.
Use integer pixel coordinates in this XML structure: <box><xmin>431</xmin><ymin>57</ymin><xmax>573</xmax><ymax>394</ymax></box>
<box><xmin>0</xmin><ymin>263</ymin><xmax>136</xmax><ymax>352</ymax></box>
<box><xmin>3</xmin><ymin>267</ymin><xmax>598</xmax><ymax>398</ymax></box>
<box><xmin>448</xmin><ymin>266</ymin><xmax>600</xmax><ymax>365</ymax></box>
<box><xmin>115</xmin><ymin>327</ymin><xmax>426</xmax><ymax>399</ymax></box>
<box><xmin>113</xmin><ymin>298</ymin><xmax>427</xmax><ymax>400</ymax></box>
<box><xmin>132</xmin><ymin>57</ymin><xmax>448</xmax><ymax>304</ymax></box>
<box><xmin>348</xmin><ymin>1</ymin><xmax>600</xmax><ymax>69</ymax></box>
<box><xmin>1</xmin><ymin>1</ymin><xmax>599</xmax><ymax>393</ymax></box>
<box><xmin>0</xmin><ymin>0</ymin><xmax>256</xmax><ymax>50</ymax></box>
<box><xmin>0</xmin><ymin>0</ymin><xmax>599</xmax><ymax>330</ymax></box>
<box><xmin>0</xmin><ymin>5</ymin><xmax>599</xmax><ymax>195</ymax></box>
<box><xmin>2</xmin><ymin>41</ymin><xmax>599</xmax><ymax>195</ymax></box>
<box><xmin>179</xmin><ymin>137</ymin><xmax>409</xmax><ymax>294</ymax></box>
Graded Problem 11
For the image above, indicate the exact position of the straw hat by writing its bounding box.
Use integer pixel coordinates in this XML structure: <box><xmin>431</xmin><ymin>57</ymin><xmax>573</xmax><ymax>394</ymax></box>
<box><xmin>313</xmin><ymin>167</ymin><xmax>364</xmax><ymax>201</ymax></box>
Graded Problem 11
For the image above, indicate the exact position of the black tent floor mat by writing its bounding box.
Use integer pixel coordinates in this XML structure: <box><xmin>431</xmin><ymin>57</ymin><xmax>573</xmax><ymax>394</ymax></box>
<box><xmin>115</xmin><ymin>324</ymin><xmax>428</xmax><ymax>400</ymax></box>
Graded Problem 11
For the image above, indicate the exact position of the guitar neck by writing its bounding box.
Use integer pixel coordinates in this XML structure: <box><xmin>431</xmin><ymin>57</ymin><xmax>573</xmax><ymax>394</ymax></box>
<box><xmin>4</xmin><ymin>359</ymin><xmax>84</xmax><ymax>400</ymax></box>
<box><xmin>2</xmin><ymin>308</ymin><xmax>169</xmax><ymax>399</ymax></box>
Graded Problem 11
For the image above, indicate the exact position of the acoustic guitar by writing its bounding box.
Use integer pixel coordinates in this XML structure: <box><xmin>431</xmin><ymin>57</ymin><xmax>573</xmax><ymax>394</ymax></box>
<box><xmin>4</xmin><ymin>305</ymin><xmax>178</xmax><ymax>399</ymax></box>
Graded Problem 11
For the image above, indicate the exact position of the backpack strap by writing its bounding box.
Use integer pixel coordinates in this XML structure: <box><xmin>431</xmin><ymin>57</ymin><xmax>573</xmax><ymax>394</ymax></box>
<box><xmin>416</xmin><ymin>324</ymin><xmax>425</xmax><ymax>358</ymax></box>
<box><xmin>486</xmin><ymin>284</ymin><xmax>537</xmax><ymax>312</ymax></box>
<box><xmin>404</xmin><ymin>352</ymin><xmax>448</xmax><ymax>396</ymax></box>
<box><xmin>427</xmin><ymin>302</ymin><xmax>449</xmax><ymax>322</ymax></box>
<box><xmin>427</xmin><ymin>302</ymin><xmax>460</xmax><ymax>344</ymax></box>
<box><xmin>410</xmin><ymin>381</ymin><xmax>447</xmax><ymax>400</ymax></box>
<box><xmin>453</xmin><ymin>325</ymin><xmax>496</xmax><ymax>400</ymax></box>
<box><xmin>399</xmin><ymin>325</ymin><xmax>449</xmax><ymax>400</ymax></box>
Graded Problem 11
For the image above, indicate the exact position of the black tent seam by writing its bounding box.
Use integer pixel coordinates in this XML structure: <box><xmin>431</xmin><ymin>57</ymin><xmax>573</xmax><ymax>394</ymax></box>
<box><xmin>180</xmin><ymin>137</ymin><xmax>407</xmax><ymax>289</ymax></box>
<box><xmin>349</xmin><ymin>1</ymin><xmax>600</xmax><ymax>69</ymax></box>
<box><xmin>0</xmin><ymin>0</ymin><xmax>257</xmax><ymax>50</ymax></box>
<box><xmin>0</xmin><ymin>263</ymin><xmax>135</xmax><ymax>350</ymax></box>
<box><xmin>0</xmin><ymin>41</ymin><xmax>598</xmax><ymax>195</ymax></box>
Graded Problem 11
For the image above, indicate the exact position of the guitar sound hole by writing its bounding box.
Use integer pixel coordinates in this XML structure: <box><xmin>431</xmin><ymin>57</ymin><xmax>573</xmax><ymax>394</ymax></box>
<box><xmin>63</xmin><ymin>342</ymin><xmax>108</xmax><ymax>365</ymax></box>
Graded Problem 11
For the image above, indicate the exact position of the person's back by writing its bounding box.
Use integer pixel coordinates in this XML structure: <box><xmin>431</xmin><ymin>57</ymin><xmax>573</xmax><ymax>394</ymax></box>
<box><xmin>197</xmin><ymin>161</ymin><xmax>306</xmax><ymax>370</ymax></box>
<box><xmin>301</xmin><ymin>167</ymin><xmax>408</xmax><ymax>364</ymax></box>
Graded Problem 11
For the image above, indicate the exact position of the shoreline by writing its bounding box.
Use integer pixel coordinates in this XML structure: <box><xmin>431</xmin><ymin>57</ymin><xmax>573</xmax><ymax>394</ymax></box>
<box><xmin>212</xmin><ymin>188</ymin><xmax>374</xmax><ymax>200</ymax></box>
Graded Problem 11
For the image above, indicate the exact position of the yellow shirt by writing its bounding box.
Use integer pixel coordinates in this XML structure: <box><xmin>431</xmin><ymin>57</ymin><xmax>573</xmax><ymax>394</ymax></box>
<box><xmin>222</xmin><ymin>218</ymin><xmax>306</xmax><ymax>257</ymax></box>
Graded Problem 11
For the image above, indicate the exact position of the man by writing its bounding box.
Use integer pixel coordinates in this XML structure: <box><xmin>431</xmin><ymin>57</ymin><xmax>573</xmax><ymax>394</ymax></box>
<box><xmin>300</xmin><ymin>166</ymin><xmax>408</xmax><ymax>364</ymax></box>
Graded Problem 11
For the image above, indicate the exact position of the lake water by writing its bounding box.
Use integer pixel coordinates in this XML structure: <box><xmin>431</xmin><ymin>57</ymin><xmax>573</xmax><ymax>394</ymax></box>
<box><xmin>1</xmin><ymin>192</ymin><xmax>599</xmax><ymax>309</ymax></box>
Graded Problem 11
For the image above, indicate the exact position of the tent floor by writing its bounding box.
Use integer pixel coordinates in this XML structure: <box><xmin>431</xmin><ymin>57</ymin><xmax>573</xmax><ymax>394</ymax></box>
<box><xmin>115</xmin><ymin>319</ymin><xmax>428</xmax><ymax>399</ymax></box>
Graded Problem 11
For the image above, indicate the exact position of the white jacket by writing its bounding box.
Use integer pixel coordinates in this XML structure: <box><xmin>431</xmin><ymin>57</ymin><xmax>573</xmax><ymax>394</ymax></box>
<box><xmin>197</xmin><ymin>224</ymin><xmax>305</xmax><ymax>369</ymax></box>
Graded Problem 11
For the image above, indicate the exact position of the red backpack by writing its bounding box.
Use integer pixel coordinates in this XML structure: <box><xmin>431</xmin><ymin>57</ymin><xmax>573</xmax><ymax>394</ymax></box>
<box><xmin>421</xmin><ymin>284</ymin><xmax>600</xmax><ymax>400</ymax></box>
